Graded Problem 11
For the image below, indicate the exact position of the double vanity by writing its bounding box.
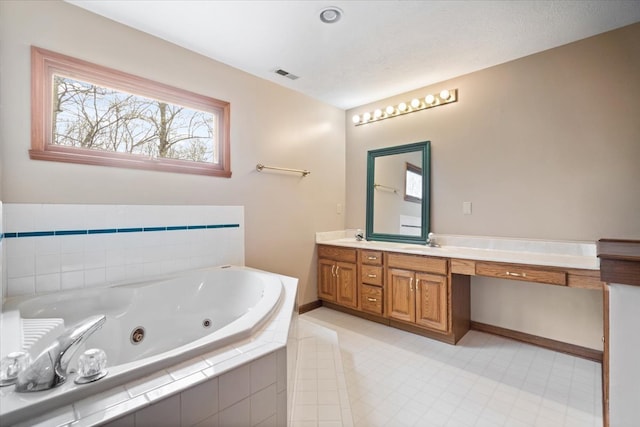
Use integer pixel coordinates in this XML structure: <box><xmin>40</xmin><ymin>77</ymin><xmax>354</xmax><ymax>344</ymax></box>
<box><xmin>316</xmin><ymin>231</ymin><xmax>601</xmax><ymax>348</ymax></box>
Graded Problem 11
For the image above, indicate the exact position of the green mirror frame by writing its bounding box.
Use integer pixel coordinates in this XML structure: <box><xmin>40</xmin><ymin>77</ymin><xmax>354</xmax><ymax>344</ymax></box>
<box><xmin>365</xmin><ymin>141</ymin><xmax>431</xmax><ymax>244</ymax></box>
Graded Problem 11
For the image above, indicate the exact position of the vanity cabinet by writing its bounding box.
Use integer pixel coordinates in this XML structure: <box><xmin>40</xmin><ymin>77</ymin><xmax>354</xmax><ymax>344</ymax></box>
<box><xmin>387</xmin><ymin>253</ymin><xmax>449</xmax><ymax>333</ymax></box>
<box><xmin>317</xmin><ymin>245</ymin><xmax>358</xmax><ymax>308</ymax></box>
<box><xmin>359</xmin><ymin>250</ymin><xmax>384</xmax><ymax>315</ymax></box>
<box><xmin>318</xmin><ymin>244</ymin><xmax>469</xmax><ymax>345</ymax></box>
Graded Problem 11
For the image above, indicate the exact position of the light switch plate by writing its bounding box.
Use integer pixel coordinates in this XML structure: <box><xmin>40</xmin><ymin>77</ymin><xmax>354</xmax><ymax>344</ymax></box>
<box><xmin>463</xmin><ymin>201</ymin><xmax>472</xmax><ymax>215</ymax></box>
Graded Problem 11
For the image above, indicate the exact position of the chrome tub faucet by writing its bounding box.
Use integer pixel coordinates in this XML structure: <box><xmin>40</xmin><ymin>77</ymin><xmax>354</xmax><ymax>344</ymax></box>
<box><xmin>15</xmin><ymin>315</ymin><xmax>106</xmax><ymax>392</ymax></box>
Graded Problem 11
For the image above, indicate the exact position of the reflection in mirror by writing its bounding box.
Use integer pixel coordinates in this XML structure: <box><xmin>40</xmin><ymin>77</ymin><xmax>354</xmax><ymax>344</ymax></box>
<box><xmin>366</xmin><ymin>141</ymin><xmax>430</xmax><ymax>244</ymax></box>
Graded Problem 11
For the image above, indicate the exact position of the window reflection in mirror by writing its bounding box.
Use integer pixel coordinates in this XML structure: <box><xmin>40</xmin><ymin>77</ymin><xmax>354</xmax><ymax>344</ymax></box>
<box><xmin>366</xmin><ymin>141</ymin><xmax>430</xmax><ymax>244</ymax></box>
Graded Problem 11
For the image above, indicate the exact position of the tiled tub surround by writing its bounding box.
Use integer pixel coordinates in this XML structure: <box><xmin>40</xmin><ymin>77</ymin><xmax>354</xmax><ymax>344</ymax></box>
<box><xmin>0</xmin><ymin>270</ymin><xmax>298</xmax><ymax>426</ymax></box>
<box><xmin>2</xmin><ymin>204</ymin><xmax>244</xmax><ymax>300</ymax></box>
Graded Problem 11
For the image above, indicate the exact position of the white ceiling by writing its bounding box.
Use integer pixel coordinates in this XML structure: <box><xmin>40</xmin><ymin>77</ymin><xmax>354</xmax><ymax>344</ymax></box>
<box><xmin>67</xmin><ymin>0</ymin><xmax>640</xmax><ymax>110</ymax></box>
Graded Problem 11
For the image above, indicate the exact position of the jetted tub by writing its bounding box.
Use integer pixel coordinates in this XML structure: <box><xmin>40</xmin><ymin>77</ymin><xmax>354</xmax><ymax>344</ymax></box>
<box><xmin>0</xmin><ymin>265</ymin><xmax>284</xmax><ymax>425</ymax></box>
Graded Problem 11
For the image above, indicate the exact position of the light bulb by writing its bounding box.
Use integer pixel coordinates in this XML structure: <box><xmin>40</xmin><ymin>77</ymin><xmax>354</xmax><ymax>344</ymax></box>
<box><xmin>351</xmin><ymin>114</ymin><xmax>360</xmax><ymax>124</ymax></box>
<box><xmin>385</xmin><ymin>105</ymin><xmax>395</xmax><ymax>115</ymax></box>
<box><xmin>440</xmin><ymin>89</ymin><xmax>450</xmax><ymax>100</ymax></box>
<box><xmin>398</xmin><ymin>102</ymin><xmax>407</xmax><ymax>112</ymax></box>
<box><xmin>363</xmin><ymin>112</ymin><xmax>372</xmax><ymax>122</ymax></box>
<box><xmin>425</xmin><ymin>94</ymin><xmax>435</xmax><ymax>105</ymax></box>
<box><xmin>373</xmin><ymin>109</ymin><xmax>383</xmax><ymax>119</ymax></box>
<box><xmin>411</xmin><ymin>98</ymin><xmax>421</xmax><ymax>108</ymax></box>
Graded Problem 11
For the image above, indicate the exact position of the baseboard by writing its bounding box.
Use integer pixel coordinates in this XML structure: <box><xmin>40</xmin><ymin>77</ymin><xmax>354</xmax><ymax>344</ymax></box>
<box><xmin>298</xmin><ymin>300</ymin><xmax>322</xmax><ymax>314</ymax></box>
<box><xmin>471</xmin><ymin>321</ymin><xmax>603</xmax><ymax>363</ymax></box>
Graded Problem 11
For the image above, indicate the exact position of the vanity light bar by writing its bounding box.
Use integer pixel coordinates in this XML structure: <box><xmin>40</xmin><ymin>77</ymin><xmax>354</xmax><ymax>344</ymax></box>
<box><xmin>352</xmin><ymin>89</ymin><xmax>458</xmax><ymax>126</ymax></box>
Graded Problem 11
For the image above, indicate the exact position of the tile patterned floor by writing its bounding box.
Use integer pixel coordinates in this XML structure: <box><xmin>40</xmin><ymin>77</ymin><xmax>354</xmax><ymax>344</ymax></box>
<box><xmin>293</xmin><ymin>307</ymin><xmax>602</xmax><ymax>427</ymax></box>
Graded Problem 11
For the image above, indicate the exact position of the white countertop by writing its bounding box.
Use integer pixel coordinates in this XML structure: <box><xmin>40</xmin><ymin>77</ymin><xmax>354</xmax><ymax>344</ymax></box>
<box><xmin>316</xmin><ymin>231</ymin><xmax>599</xmax><ymax>270</ymax></box>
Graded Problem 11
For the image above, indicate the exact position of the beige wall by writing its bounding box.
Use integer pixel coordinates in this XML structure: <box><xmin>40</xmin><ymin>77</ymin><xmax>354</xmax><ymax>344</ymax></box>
<box><xmin>346</xmin><ymin>23</ymin><xmax>640</xmax><ymax>349</ymax></box>
<box><xmin>0</xmin><ymin>0</ymin><xmax>346</xmax><ymax>305</ymax></box>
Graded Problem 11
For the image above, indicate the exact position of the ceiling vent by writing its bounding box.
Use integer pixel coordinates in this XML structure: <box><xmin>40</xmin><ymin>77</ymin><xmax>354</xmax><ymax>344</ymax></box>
<box><xmin>275</xmin><ymin>69</ymin><xmax>299</xmax><ymax>80</ymax></box>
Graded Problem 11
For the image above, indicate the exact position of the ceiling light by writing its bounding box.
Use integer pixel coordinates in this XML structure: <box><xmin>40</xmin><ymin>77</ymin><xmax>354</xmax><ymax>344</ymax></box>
<box><xmin>352</xmin><ymin>89</ymin><xmax>458</xmax><ymax>126</ymax></box>
<box><xmin>319</xmin><ymin>7</ymin><xmax>342</xmax><ymax>24</ymax></box>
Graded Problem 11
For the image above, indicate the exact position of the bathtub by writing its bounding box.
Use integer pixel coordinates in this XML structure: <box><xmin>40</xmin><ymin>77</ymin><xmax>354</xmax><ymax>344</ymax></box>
<box><xmin>0</xmin><ymin>265</ymin><xmax>286</xmax><ymax>425</ymax></box>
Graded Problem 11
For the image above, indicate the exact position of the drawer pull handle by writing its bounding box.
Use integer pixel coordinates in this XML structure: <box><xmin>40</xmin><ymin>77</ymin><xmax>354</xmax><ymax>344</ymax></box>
<box><xmin>410</xmin><ymin>277</ymin><xmax>414</xmax><ymax>292</ymax></box>
<box><xmin>367</xmin><ymin>256</ymin><xmax>378</xmax><ymax>260</ymax></box>
<box><xmin>331</xmin><ymin>265</ymin><xmax>335</xmax><ymax>276</ymax></box>
<box><xmin>367</xmin><ymin>297</ymin><xmax>378</xmax><ymax>302</ymax></box>
<box><xmin>506</xmin><ymin>271</ymin><xmax>526</xmax><ymax>278</ymax></box>
<box><xmin>367</xmin><ymin>274</ymin><xmax>377</xmax><ymax>278</ymax></box>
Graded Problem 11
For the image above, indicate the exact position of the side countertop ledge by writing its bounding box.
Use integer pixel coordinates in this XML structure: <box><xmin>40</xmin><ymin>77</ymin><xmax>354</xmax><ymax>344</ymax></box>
<box><xmin>317</xmin><ymin>230</ymin><xmax>599</xmax><ymax>270</ymax></box>
<box><xmin>598</xmin><ymin>239</ymin><xmax>640</xmax><ymax>286</ymax></box>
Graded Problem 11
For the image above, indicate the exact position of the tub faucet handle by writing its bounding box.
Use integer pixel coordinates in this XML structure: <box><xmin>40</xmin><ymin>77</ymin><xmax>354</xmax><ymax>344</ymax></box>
<box><xmin>15</xmin><ymin>315</ymin><xmax>106</xmax><ymax>392</ymax></box>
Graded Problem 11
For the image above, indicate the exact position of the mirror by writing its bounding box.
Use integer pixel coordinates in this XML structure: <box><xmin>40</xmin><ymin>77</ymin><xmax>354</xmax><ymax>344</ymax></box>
<box><xmin>366</xmin><ymin>141</ymin><xmax>430</xmax><ymax>243</ymax></box>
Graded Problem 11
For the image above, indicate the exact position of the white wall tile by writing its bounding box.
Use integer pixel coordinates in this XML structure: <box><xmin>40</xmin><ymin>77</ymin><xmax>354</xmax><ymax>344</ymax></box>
<box><xmin>85</xmin><ymin>268</ymin><xmax>106</xmax><ymax>287</ymax></box>
<box><xmin>60</xmin><ymin>235</ymin><xmax>86</xmax><ymax>253</ymax></box>
<box><xmin>100</xmin><ymin>413</ymin><xmax>135</xmax><ymax>427</ymax></box>
<box><xmin>35</xmin><ymin>253</ymin><xmax>60</xmax><ymax>275</ymax></box>
<box><xmin>7</xmin><ymin>255</ymin><xmax>35</xmax><ymax>278</ymax></box>
<box><xmin>61</xmin><ymin>270</ymin><xmax>84</xmax><ymax>290</ymax></box>
<box><xmin>5</xmin><ymin>237</ymin><xmax>35</xmax><ymax>258</ymax></box>
<box><xmin>134</xmin><ymin>394</ymin><xmax>180</xmax><ymax>427</ymax></box>
<box><xmin>84</xmin><ymin>250</ymin><xmax>106</xmax><ymax>270</ymax></box>
<box><xmin>251</xmin><ymin>383</ymin><xmax>277</xmax><ymax>426</ymax></box>
<box><xmin>219</xmin><ymin>397</ymin><xmax>250</xmax><ymax>427</ymax></box>
<box><xmin>106</xmin><ymin>265</ymin><xmax>126</xmax><ymax>283</ymax></box>
<box><xmin>180</xmin><ymin>377</ymin><xmax>219</xmax><ymax>427</ymax></box>
<box><xmin>251</xmin><ymin>351</ymin><xmax>277</xmax><ymax>393</ymax></box>
<box><xmin>35</xmin><ymin>273</ymin><xmax>61</xmax><ymax>294</ymax></box>
<box><xmin>219</xmin><ymin>363</ymin><xmax>251</xmax><ymax>410</ymax></box>
<box><xmin>61</xmin><ymin>252</ymin><xmax>84</xmax><ymax>273</ymax></box>
<box><xmin>5</xmin><ymin>204</ymin><xmax>37</xmax><ymax>232</ymax></box>
<box><xmin>35</xmin><ymin>236</ymin><xmax>60</xmax><ymax>256</ymax></box>
<box><xmin>3</xmin><ymin>204</ymin><xmax>244</xmax><ymax>298</ymax></box>
<box><xmin>7</xmin><ymin>276</ymin><xmax>35</xmax><ymax>297</ymax></box>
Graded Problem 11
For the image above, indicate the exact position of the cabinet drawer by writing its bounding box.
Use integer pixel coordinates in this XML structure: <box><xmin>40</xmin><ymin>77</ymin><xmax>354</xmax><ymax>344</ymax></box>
<box><xmin>475</xmin><ymin>262</ymin><xmax>567</xmax><ymax>286</ymax></box>
<box><xmin>386</xmin><ymin>253</ymin><xmax>448</xmax><ymax>275</ymax></box>
<box><xmin>318</xmin><ymin>245</ymin><xmax>357</xmax><ymax>263</ymax></box>
<box><xmin>361</xmin><ymin>265</ymin><xmax>383</xmax><ymax>286</ymax></box>
<box><xmin>360</xmin><ymin>284</ymin><xmax>383</xmax><ymax>315</ymax></box>
<box><xmin>360</xmin><ymin>250</ymin><xmax>383</xmax><ymax>265</ymax></box>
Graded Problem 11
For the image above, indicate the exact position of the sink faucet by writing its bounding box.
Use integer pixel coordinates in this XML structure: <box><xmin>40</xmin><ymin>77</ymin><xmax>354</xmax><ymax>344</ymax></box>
<box><xmin>15</xmin><ymin>315</ymin><xmax>106</xmax><ymax>392</ymax></box>
<box><xmin>427</xmin><ymin>232</ymin><xmax>439</xmax><ymax>247</ymax></box>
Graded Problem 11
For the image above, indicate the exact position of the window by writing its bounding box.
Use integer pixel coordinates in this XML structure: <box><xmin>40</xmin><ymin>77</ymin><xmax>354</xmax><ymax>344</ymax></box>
<box><xmin>30</xmin><ymin>47</ymin><xmax>231</xmax><ymax>177</ymax></box>
<box><xmin>404</xmin><ymin>162</ymin><xmax>422</xmax><ymax>203</ymax></box>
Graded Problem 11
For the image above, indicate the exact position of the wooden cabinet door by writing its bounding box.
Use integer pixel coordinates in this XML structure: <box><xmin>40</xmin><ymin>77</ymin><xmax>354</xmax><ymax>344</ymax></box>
<box><xmin>318</xmin><ymin>259</ymin><xmax>336</xmax><ymax>301</ymax></box>
<box><xmin>336</xmin><ymin>262</ymin><xmax>358</xmax><ymax>308</ymax></box>
<box><xmin>415</xmin><ymin>273</ymin><xmax>448</xmax><ymax>332</ymax></box>
<box><xmin>387</xmin><ymin>268</ymin><xmax>415</xmax><ymax>322</ymax></box>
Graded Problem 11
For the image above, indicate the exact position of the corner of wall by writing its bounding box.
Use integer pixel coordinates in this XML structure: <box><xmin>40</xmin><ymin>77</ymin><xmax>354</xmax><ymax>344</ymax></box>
<box><xmin>1</xmin><ymin>200</ymin><xmax>5</xmax><ymax>306</ymax></box>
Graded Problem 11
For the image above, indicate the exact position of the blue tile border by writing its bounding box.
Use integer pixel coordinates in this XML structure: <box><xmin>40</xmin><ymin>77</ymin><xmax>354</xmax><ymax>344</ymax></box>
<box><xmin>1</xmin><ymin>223</ymin><xmax>240</xmax><ymax>239</ymax></box>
